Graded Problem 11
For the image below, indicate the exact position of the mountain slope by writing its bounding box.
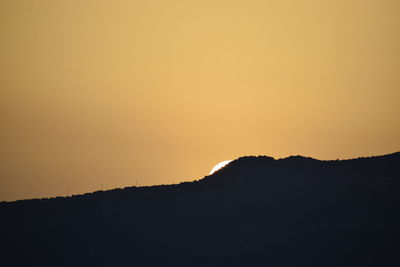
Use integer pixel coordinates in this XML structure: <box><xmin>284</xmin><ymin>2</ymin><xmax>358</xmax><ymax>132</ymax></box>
<box><xmin>1</xmin><ymin>152</ymin><xmax>399</xmax><ymax>267</ymax></box>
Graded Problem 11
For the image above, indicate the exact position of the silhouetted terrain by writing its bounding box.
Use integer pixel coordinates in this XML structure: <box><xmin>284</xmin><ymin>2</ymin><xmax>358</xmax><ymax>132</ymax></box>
<box><xmin>1</xmin><ymin>152</ymin><xmax>399</xmax><ymax>267</ymax></box>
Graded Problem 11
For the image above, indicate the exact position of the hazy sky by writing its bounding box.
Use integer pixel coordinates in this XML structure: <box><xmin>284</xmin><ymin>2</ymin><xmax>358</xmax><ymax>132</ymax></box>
<box><xmin>1</xmin><ymin>0</ymin><xmax>399</xmax><ymax>201</ymax></box>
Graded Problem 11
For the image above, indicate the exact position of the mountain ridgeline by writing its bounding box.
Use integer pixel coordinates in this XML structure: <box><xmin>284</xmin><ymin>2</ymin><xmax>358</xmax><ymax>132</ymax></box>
<box><xmin>1</xmin><ymin>153</ymin><xmax>399</xmax><ymax>266</ymax></box>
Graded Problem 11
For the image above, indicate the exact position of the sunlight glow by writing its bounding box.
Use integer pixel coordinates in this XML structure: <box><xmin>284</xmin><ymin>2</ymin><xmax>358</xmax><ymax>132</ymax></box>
<box><xmin>209</xmin><ymin>160</ymin><xmax>232</xmax><ymax>175</ymax></box>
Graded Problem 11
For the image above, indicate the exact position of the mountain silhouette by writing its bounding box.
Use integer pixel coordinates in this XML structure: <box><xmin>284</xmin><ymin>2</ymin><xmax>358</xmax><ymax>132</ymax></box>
<box><xmin>1</xmin><ymin>152</ymin><xmax>399</xmax><ymax>267</ymax></box>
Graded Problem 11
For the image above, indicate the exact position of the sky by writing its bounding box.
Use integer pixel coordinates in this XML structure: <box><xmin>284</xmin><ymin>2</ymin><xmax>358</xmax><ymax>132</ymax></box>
<box><xmin>1</xmin><ymin>0</ymin><xmax>399</xmax><ymax>201</ymax></box>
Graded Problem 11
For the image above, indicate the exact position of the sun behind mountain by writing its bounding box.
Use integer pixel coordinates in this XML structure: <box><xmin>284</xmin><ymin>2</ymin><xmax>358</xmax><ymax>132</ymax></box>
<box><xmin>209</xmin><ymin>160</ymin><xmax>232</xmax><ymax>175</ymax></box>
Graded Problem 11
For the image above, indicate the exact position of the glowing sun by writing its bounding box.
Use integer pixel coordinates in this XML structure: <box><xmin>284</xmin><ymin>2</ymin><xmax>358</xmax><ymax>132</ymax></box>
<box><xmin>209</xmin><ymin>160</ymin><xmax>232</xmax><ymax>175</ymax></box>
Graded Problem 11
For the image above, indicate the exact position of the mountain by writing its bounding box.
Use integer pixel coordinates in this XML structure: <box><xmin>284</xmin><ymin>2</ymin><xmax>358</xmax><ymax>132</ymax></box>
<box><xmin>1</xmin><ymin>152</ymin><xmax>399</xmax><ymax>267</ymax></box>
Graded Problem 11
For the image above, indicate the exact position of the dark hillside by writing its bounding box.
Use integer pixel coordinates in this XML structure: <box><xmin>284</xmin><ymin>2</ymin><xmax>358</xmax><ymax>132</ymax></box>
<box><xmin>1</xmin><ymin>152</ymin><xmax>399</xmax><ymax>266</ymax></box>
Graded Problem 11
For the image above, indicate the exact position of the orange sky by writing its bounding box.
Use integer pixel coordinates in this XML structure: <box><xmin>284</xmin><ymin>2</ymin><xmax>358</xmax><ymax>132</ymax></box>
<box><xmin>1</xmin><ymin>0</ymin><xmax>399</xmax><ymax>201</ymax></box>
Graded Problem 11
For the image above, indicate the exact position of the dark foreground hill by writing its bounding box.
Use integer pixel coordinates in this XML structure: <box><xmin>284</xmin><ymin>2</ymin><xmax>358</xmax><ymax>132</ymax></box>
<box><xmin>1</xmin><ymin>153</ymin><xmax>400</xmax><ymax>267</ymax></box>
